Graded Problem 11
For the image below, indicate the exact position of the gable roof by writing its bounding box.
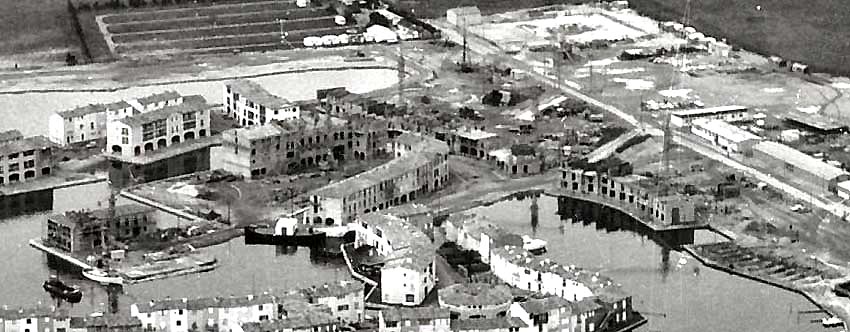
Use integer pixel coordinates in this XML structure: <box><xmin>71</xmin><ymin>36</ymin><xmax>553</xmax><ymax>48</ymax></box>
<box><xmin>136</xmin><ymin>91</ymin><xmax>182</xmax><ymax>106</ymax></box>
<box><xmin>382</xmin><ymin>307</ymin><xmax>450</xmax><ymax>322</ymax></box>
<box><xmin>119</xmin><ymin>95</ymin><xmax>208</xmax><ymax>128</ymax></box>
<box><xmin>519</xmin><ymin>296</ymin><xmax>573</xmax><ymax>314</ymax></box>
<box><xmin>227</xmin><ymin>80</ymin><xmax>292</xmax><ymax>109</ymax></box>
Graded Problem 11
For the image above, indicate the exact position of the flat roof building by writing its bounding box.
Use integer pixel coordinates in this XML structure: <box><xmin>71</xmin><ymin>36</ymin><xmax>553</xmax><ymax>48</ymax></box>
<box><xmin>670</xmin><ymin>105</ymin><xmax>749</xmax><ymax>127</ymax></box>
<box><xmin>0</xmin><ymin>135</ymin><xmax>57</xmax><ymax>186</ymax></box>
<box><xmin>752</xmin><ymin>141</ymin><xmax>849</xmax><ymax>195</ymax></box>
<box><xmin>784</xmin><ymin>113</ymin><xmax>847</xmax><ymax>135</ymax></box>
<box><xmin>690</xmin><ymin>118</ymin><xmax>762</xmax><ymax>155</ymax></box>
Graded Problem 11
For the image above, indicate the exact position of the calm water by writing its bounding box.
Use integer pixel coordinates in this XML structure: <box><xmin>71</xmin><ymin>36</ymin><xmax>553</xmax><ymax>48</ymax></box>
<box><xmin>0</xmin><ymin>68</ymin><xmax>398</xmax><ymax>137</ymax></box>
<box><xmin>0</xmin><ymin>181</ymin><xmax>345</xmax><ymax>315</ymax></box>
<box><xmin>471</xmin><ymin>195</ymin><xmax>828</xmax><ymax>332</ymax></box>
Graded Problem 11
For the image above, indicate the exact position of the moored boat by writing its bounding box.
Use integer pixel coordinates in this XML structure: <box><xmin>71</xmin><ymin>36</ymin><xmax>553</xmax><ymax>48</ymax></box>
<box><xmin>244</xmin><ymin>217</ymin><xmax>326</xmax><ymax>246</ymax></box>
<box><xmin>42</xmin><ymin>275</ymin><xmax>82</xmax><ymax>303</ymax></box>
<box><xmin>522</xmin><ymin>235</ymin><xmax>547</xmax><ymax>255</ymax></box>
<box><xmin>82</xmin><ymin>268</ymin><xmax>124</xmax><ymax>285</ymax></box>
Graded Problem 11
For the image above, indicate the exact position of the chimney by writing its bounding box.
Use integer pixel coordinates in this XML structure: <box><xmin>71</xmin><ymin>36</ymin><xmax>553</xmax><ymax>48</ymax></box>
<box><xmin>247</xmin><ymin>295</ymin><xmax>254</xmax><ymax>301</ymax></box>
<box><xmin>181</xmin><ymin>298</ymin><xmax>187</xmax><ymax>303</ymax></box>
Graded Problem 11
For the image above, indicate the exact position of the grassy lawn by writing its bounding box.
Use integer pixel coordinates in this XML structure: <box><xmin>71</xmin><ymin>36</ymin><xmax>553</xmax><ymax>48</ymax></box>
<box><xmin>0</xmin><ymin>0</ymin><xmax>81</xmax><ymax>56</ymax></box>
<box><xmin>629</xmin><ymin>0</ymin><xmax>850</xmax><ymax>76</ymax></box>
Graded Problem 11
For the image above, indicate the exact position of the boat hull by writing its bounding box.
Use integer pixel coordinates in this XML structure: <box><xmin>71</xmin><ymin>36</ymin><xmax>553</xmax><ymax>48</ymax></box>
<box><xmin>43</xmin><ymin>282</ymin><xmax>82</xmax><ymax>303</ymax></box>
<box><xmin>83</xmin><ymin>269</ymin><xmax>124</xmax><ymax>285</ymax></box>
<box><xmin>244</xmin><ymin>227</ymin><xmax>326</xmax><ymax>247</ymax></box>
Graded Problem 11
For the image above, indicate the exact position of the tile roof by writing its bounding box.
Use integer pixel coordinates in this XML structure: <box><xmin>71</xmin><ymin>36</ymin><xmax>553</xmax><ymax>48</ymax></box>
<box><xmin>227</xmin><ymin>80</ymin><xmax>292</xmax><ymax>109</ymax></box>
<box><xmin>0</xmin><ymin>135</ymin><xmax>56</xmax><ymax>156</ymax></box>
<box><xmin>754</xmin><ymin>141</ymin><xmax>847</xmax><ymax>181</ymax></box>
<box><xmin>57</xmin><ymin>104</ymin><xmax>107</xmax><ymax>118</ymax></box>
<box><xmin>242</xmin><ymin>305</ymin><xmax>336</xmax><ymax>332</ymax></box>
<box><xmin>572</xmin><ymin>297</ymin><xmax>602</xmax><ymax>314</ymax></box>
<box><xmin>382</xmin><ymin>307</ymin><xmax>450</xmax><ymax>322</ymax></box>
<box><xmin>357</xmin><ymin>212</ymin><xmax>435</xmax><ymax>271</ymax></box>
<box><xmin>77</xmin><ymin>315</ymin><xmax>142</xmax><ymax>328</ymax></box>
<box><xmin>519</xmin><ymin>296</ymin><xmax>573</xmax><ymax>314</ymax></box>
<box><xmin>119</xmin><ymin>95</ymin><xmax>209</xmax><ymax>127</ymax></box>
<box><xmin>228</xmin><ymin>113</ymin><xmax>348</xmax><ymax>141</ymax></box>
<box><xmin>0</xmin><ymin>130</ymin><xmax>23</xmax><ymax>143</ymax></box>
<box><xmin>491</xmin><ymin>244</ymin><xmax>618</xmax><ymax>294</ymax></box>
<box><xmin>136</xmin><ymin>293</ymin><xmax>276</xmax><ymax>313</ymax></box>
<box><xmin>104</xmin><ymin>100</ymin><xmax>133</xmax><ymax>110</ymax></box>
<box><xmin>451</xmin><ymin>317</ymin><xmax>527</xmax><ymax>331</ymax></box>
<box><xmin>300</xmin><ymin>280</ymin><xmax>364</xmax><ymax>299</ymax></box>
<box><xmin>453</xmin><ymin>128</ymin><xmax>499</xmax><ymax>141</ymax></box>
<box><xmin>438</xmin><ymin>283</ymin><xmax>513</xmax><ymax>307</ymax></box>
<box><xmin>136</xmin><ymin>91</ymin><xmax>182</xmax><ymax>106</ymax></box>
<box><xmin>447</xmin><ymin>214</ymin><xmax>522</xmax><ymax>247</ymax></box>
<box><xmin>0</xmin><ymin>306</ymin><xmax>67</xmax><ymax>320</ymax></box>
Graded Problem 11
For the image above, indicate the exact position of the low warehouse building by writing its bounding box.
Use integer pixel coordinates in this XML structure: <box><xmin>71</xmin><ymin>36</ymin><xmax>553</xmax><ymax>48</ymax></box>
<box><xmin>752</xmin><ymin>141</ymin><xmax>849</xmax><ymax>195</ymax></box>
<box><xmin>670</xmin><ymin>105</ymin><xmax>749</xmax><ymax>127</ymax></box>
<box><xmin>447</xmin><ymin>6</ymin><xmax>482</xmax><ymax>26</ymax></box>
<box><xmin>690</xmin><ymin>118</ymin><xmax>761</xmax><ymax>155</ymax></box>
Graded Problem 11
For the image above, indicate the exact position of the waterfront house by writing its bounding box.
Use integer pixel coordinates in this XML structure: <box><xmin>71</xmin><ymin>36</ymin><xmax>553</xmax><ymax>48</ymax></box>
<box><xmin>0</xmin><ymin>306</ymin><xmax>70</xmax><ymax>332</ymax></box>
<box><xmin>560</xmin><ymin>167</ymin><xmax>697</xmax><ymax>226</ymax></box>
<box><xmin>438</xmin><ymin>283</ymin><xmax>514</xmax><ymax>320</ymax></box>
<box><xmin>224</xmin><ymin>80</ymin><xmax>301</xmax><ymax>127</ymax></box>
<box><xmin>211</xmin><ymin>113</ymin><xmax>351</xmax><ymax>179</ymax></box>
<box><xmin>131</xmin><ymin>293</ymin><xmax>277</xmax><ymax>332</ymax></box>
<box><xmin>307</xmin><ymin>133</ymin><xmax>448</xmax><ymax>225</ymax></box>
<box><xmin>450</xmin><ymin>318</ymin><xmax>526</xmax><ymax>332</ymax></box>
<box><xmin>49</xmin><ymin>104</ymin><xmax>110</xmax><ymax>146</ymax></box>
<box><xmin>0</xmin><ymin>135</ymin><xmax>57</xmax><ymax>187</ymax></box>
<box><xmin>378</xmin><ymin>307</ymin><xmax>450</xmax><ymax>332</ymax></box>
<box><xmin>300</xmin><ymin>280</ymin><xmax>365</xmax><ymax>322</ymax></box>
<box><xmin>351</xmin><ymin>212</ymin><xmax>437</xmax><ymax>305</ymax></box>
<box><xmin>106</xmin><ymin>95</ymin><xmax>212</xmax><ymax>158</ymax></box>
<box><xmin>44</xmin><ymin>204</ymin><xmax>158</xmax><ymax>253</ymax></box>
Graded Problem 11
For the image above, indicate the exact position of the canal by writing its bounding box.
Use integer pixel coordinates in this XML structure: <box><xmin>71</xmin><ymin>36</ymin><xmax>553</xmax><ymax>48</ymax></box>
<box><xmin>470</xmin><ymin>194</ymin><xmax>829</xmax><ymax>332</ymax></box>
<box><xmin>0</xmin><ymin>181</ymin><xmax>346</xmax><ymax>315</ymax></box>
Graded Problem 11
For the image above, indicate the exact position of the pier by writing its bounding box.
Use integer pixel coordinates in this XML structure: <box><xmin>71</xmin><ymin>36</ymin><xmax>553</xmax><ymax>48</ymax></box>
<box><xmin>29</xmin><ymin>238</ymin><xmax>92</xmax><ymax>270</ymax></box>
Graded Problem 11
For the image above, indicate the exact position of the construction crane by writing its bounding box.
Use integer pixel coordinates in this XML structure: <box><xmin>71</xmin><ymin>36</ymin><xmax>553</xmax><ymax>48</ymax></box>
<box><xmin>397</xmin><ymin>42</ymin><xmax>406</xmax><ymax>114</ymax></box>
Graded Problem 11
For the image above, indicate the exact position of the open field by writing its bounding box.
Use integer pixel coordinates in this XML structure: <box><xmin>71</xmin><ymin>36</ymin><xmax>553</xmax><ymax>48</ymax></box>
<box><xmin>629</xmin><ymin>0</ymin><xmax>850</xmax><ymax>76</ymax></box>
<box><xmin>0</xmin><ymin>0</ymin><xmax>83</xmax><ymax>67</ymax></box>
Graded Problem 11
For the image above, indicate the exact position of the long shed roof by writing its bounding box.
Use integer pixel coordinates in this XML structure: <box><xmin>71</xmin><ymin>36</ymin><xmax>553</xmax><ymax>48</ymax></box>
<box><xmin>754</xmin><ymin>141</ymin><xmax>847</xmax><ymax>181</ymax></box>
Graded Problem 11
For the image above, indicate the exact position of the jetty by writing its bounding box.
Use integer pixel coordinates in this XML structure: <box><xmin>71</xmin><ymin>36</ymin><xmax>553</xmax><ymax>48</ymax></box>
<box><xmin>29</xmin><ymin>239</ymin><xmax>92</xmax><ymax>269</ymax></box>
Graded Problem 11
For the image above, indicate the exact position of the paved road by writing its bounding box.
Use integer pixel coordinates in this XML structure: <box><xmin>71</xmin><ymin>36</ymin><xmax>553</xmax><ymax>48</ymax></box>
<box><xmin>430</xmin><ymin>20</ymin><xmax>849</xmax><ymax>221</ymax></box>
<box><xmin>586</xmin><ymin>128</ymin><xmax>642</xmax><ymax>163</ymax></box>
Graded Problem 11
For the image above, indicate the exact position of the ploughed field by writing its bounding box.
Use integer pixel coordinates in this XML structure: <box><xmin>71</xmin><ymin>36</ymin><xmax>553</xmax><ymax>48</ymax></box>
<box><xmin>100</xmin><ymin>0</ymin><xmax>354</xmax><ymax>56</ymax></box>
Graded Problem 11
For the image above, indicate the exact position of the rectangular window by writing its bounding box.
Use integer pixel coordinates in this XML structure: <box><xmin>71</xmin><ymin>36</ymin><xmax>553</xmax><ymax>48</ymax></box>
<box><xmin>8</xmin><ymin>153</ymin><xmax>18</xmax><ymax>159</ymax></box>
<box><xmin>337</xmin><ymin>304</ymin><xmax>349</xmax><ymax>311</ymax></box>
<box><xmin>121</xmin><ymin>128</ymin><xmax>128</xmax><ymax>135</ymax></box>
<box><xmin>405</xmin><ymin>294</ymin><xmax>415</xmax><ymax>302</ymax></box>
<box><xmin>176</xmin><ymin>321</ymin><xmax>181</xmax><ymax>326</ymax></box>
<box><xmin>386</xmin><ymin>322</ymin><xmax>398</xmax><ymax>328</ymax></box>
<box><xmin>9</xmin><ymin>163</ymin><xmax>19</xmax><ymax>172</ymax></box>
<box><xmin>24</xmin><ymin>160</ymin><xmax>34</xmax><ymax>168</ymax></box>
<box><xmin>23</xmin><ymin>150</ymin><xmax>34</xmax><ymax>157</ymax></box>
<box><xmin>122</xmin><ymin>137</ymin><xmax>129</xmax><ymax>144</ymax></box>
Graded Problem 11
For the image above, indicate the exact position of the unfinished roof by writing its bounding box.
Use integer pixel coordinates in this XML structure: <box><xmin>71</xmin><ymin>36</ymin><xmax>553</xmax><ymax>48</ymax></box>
<box><xmin>438</xmin><ymin>283</ymin><xmax>513</xmax><ymax>307</ymax></box>
<box><xmin>382</xmin><ymin>307</ymin><xmax>451</xmax><ymax>322</ymax></box>
<box><xmin>454</xmin><ymin>128</ymin><xmax>499</xmax><ymax>141</ymax></box>
<box><xmin>233</xmin><ymin>123</ymin><xmax>285</xmax><ymax>141</ymax></box>
<box><xmin>692</xmin><ymin>118</ymin><xmax>761</xmax><ymax>143</ymax></box>
<box><xmin>119</xmin><ymin>95</ymin><xmax>208</xmax><ymax>127</ymax></box>
<box><xmin>227</xmin><ymin>80</ymin><xmax>292</xmax><ymax>109</ymax></box>
<box><xmin>671</xmin><ymin>105</ymin><xmax>748</xmax><ymax>119</ymax></box>
<box><xmin>754</xmin><ymin>141</ymin><xmax>847</xmax><ymax>180</ymax></box>
<box><xmin>0</xmin><ymin>135</ymin><xmax>55</xmax><ymax>156</ymax></box>
<box><xmin>136</xmin><ymin>91</ymin><xmax>182</xmax><ymax>106</ymax></box>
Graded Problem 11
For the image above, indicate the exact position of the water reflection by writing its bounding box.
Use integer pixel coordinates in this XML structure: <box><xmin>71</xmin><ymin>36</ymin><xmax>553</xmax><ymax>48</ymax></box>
<box><xmin>471</xmin><ymin>194</ymin><xmax>826</xmax><ymax>332</ymax></box>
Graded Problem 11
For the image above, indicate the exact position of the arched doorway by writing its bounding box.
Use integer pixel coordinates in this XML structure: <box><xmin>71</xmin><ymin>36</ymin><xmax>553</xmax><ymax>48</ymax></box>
<box><xmin>41</xmin><ymin>167</ymin><xmax>51</xmax><ymax>175</ymax></box>
<box><xmin>184</xmin><ymin>132</ymin><xmax>195</xmax><ymax>141</ymax></box>
<box><xmin>325</xmin><ymin>218</ymin><xmax>335</xmax><ymax>226</ymax></box>
<box><xmin>313</xmin><ymin>217</ymin><xmax>323</xmax><ymax>224</ymax></box>
<box><xmin>172</xmin><ymin>136</ymin><xmax>181</xmax><ymax>144</ymax></box>
<box><xmin>157</xmin><ymin>138</ymin><xmax>167</xmax><ymax>149</ymax></box>
<box><xmin>144</xmin><ymin>142</ymin><xmax>154</xmax><ymax>151</ymax></box>
<box><xmin>111</xmin><ymin>145</ymin><xmax>122</xmax><ymax>154</ymax></box>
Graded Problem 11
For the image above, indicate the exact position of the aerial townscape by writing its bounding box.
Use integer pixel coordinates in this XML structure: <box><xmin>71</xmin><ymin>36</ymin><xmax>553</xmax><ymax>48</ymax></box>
<box><xmin>4</xmin><ymin>0</ymin><xmax>850</xmax><ymax>331</ymax></box>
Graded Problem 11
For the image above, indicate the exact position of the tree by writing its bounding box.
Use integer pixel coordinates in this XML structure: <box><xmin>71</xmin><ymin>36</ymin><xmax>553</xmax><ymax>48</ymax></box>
<box><xmin>65</xmin><ymin>52</ymin><xmax>77</xmax><ymax>66</ymax></box>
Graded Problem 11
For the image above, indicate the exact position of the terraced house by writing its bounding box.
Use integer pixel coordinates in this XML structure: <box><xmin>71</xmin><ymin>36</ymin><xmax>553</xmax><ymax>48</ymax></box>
<box><xmin>106</xmin><ymin>95</ymin><xmax>212</xmax><ymax>157</ymax></box>
<box><xmin>224</xmin><ymin>80</ymin><xmax>301</xmax><ymax>127</ymax></box>
<box><xmin>378</xmin><ymin>307</ymin><xmax>451</xmax><ymax>332</ymax></box>
<box><xmin>48</xmin><ymin>91</ymin><xmax>183</xmax><ymax>146</ymax></box>
<box><xmin>131</xmin><ymin>293</ymin><xmax>278</xmax><ymax>332</ymax></box>
<box><xmin>211</xmin><ymin>113</ymin><xmax>351</xmax><ymax>178</ymax></box>
<box><xmin>0</xmin><ymin>306</ymin><xmax>70</xmax><ymax>332</ymax></box>
<box><xmin>0</xmin><ymin>135</ymin><xmax>57</xmax><ymax>186</ymax></box>
<box><xmin>350</xmin><ymin>212</ymin><xmax>437</xmax><ymax>305</ymax></box>
<box><xmin>307</xmin><ymin>132</ymin><xmax>449</xmax><ymax>225</ymax></box>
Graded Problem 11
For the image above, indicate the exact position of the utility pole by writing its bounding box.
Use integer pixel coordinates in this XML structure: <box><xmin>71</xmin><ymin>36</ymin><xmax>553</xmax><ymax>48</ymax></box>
<box><xmin>278</xmin><ymin>19</ymin><xmax>293</xmax><ymax>49</ymax></box>
<box><xmin>461</xmin><ymin>17</ymin><xmax>469</xmax><ymax>68</ymax></box>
